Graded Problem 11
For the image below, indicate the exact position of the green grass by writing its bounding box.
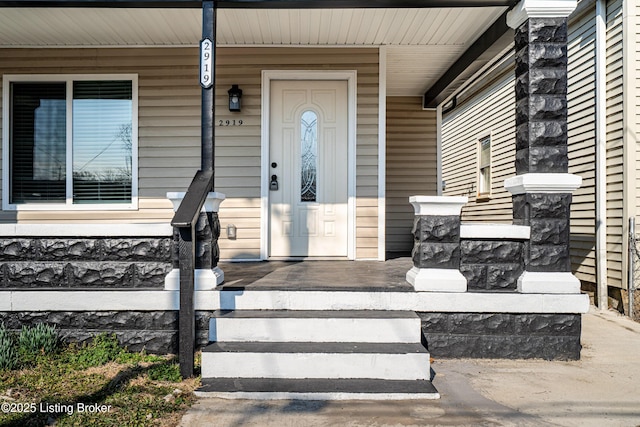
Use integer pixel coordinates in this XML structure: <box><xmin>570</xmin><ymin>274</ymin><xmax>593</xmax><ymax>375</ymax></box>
<box><xmin>0</xmin><ymin>333</ymin><xmax>200</xmax><ymax>427</ymax></box>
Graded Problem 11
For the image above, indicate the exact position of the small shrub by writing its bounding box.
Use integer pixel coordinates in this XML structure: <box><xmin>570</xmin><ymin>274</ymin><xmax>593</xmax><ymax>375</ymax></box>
<box><xmin>147</xmin><ymin>362</ymin><xmax>181</xmax><ymax>382</ymax></box>
<box><xmin>71</xmin><ymin>333</ymin><xmax>125</xmax><ymax>368</ymax></box>
<box><xmin>0</xmin><ymin>324</ymin><xmax>18</xmax><ymax>370</ymax></box>
<box><xmin>19</xmin><ymin>323</ymin><xmax>59</xmax><ymax>355</ymax></box>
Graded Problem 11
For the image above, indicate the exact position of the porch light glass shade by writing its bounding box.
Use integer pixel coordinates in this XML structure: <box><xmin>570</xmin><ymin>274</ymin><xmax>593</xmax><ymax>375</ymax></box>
<box><xmin>228</xmin><ymin>85</ymin><xmax>242</xmax><ymax>112</ymax></box>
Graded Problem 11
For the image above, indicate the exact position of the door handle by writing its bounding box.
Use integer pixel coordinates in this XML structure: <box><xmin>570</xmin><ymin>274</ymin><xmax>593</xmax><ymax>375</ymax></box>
<box><xmin>270</xmin><ymin>175</ymin><xmax>279</xmax><ymax>191</ymax></box>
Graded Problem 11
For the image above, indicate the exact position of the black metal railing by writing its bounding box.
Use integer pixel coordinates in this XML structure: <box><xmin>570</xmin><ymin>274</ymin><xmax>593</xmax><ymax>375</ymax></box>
<box><xmin>171</xmin><ymin>169</ymin><xmax>213</xmax><ymax>378</ymax></box>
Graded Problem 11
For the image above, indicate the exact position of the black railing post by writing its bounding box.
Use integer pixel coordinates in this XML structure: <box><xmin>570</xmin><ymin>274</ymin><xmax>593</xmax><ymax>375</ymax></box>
<box><xmin>202</xmin><ymin>0</ymin><xmax>216</xmax><ymax>173</ymax></box>
<box><xmin>178</xmin><ymin>224</ymin><xmax>196</xmax><ymax>379</ymax></box>
<box><xmin>172</xmin><ymin>170</ymin><xmax>214</xmax><ymax>379</ymax></box>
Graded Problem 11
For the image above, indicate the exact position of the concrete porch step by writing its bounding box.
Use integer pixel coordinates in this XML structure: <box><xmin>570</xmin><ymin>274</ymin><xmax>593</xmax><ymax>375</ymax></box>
<box><xmin>197</xmin><ymin>378</ymin><xmax>440</xmax><ymax>400</ymax></box>
<box><xmin>201</xmin><ymin>341</ymin><xmax>431</xmax><ymax>380</ymax></box>
<box><xmin>209</xmin><ymin>310</ymin><xmax>421</xmax><ymax>343</ymax></box>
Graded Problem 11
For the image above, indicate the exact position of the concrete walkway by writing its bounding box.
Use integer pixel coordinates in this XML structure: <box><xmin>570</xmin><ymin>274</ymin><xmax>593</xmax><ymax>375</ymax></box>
<box><xmin>179</xmin><ymin>307</ymin><xmax>640</xmax><ymax>427</ymax></box>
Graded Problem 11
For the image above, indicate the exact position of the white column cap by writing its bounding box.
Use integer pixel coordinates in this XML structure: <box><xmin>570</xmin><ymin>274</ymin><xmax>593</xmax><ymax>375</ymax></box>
<box><xmin>166</xmin><ymin>191</ymin><xmax>226</xmax><ymax>213</ymax></box>
<box><xmin>504</xmin><ymin>173</ymin><xmax>582</xmax><ymax>195</ymax></box>
<box><xmin>507</xmin><ymin>0</ymin><xmax>577</xmax><ymax>29</ymax></box>
<box><xmin>409</xmin><ymin>196</ymin><xmax>468</xmax><ymax>216</ymax></box>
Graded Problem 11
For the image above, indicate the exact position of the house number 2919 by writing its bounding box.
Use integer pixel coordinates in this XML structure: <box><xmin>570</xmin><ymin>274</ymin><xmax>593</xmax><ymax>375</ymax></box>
<box><xmin>219</xmin><ymin>120</ymin><xmax>243</xmax><ymax>126</ymax></box>
<box><xmin>200</xmin><ymin>38</ymin><xmax>213</xmax><ymax>89</ymax></box>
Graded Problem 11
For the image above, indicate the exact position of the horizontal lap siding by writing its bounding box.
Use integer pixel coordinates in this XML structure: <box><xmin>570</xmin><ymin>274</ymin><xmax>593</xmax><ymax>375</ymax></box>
<box><xmin>441</xmin><ymin>7</ymin><xmax>599</xmax><ymax>285</ymax></box>
<box><xmin>606</xmin><ymin>0</ymin><xmax>624</xmax><ymax>287</ymax></box>
<box><xmin>0</xmin><ymin>47</ymin><xmax>379</xmax><ymax>260</ymax></box>
<box><xmin>385</xmin><ymin>97</ymin><xmax>437</xmax><ymax>253</ymax></box>
<box><xmin>568</xmin><ymin>5</ymin><xmax>597</xmax><ymax>286</ymax></box>
<box><xmin>0</xmin><ymin>48</ymin><xmax>199</xmax><ymax>225</ymax></box>
<box><xmin>442</xmin><ymin>70</ymin><xmax>515</xmax><ymax>223</ymax></box>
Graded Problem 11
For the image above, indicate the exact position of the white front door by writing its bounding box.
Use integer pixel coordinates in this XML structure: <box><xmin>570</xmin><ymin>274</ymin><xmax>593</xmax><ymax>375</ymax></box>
<box><xmin>269</xmin><ymin>80</ymin><xmax>349</xmax><ymax>258</ymax></box>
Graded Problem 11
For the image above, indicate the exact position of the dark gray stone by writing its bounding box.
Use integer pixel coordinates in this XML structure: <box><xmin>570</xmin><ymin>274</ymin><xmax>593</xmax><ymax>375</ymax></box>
<box><xmin>517</xmin><ymin>96</ymin><xmax>567</xmax><ymax>123</ymax></box>
<box><xmin>513</xmin><ymin>193</ymin><xmax>572</xmax><ymax>221</ymax></box>
<box><xmin>0</xmin><ymin>237</ymin><xmax>172</xmax><ymax>262</ymax></box>
<box><xmin>0</xmin><ymin>261</ymin><xmax>172</xmax><ymax>289</ymax></box>
<box><xmin>460</xmin><ymin>265</ymin><xmax>487</xmax><ymax>290</ymax></box>
<box><xmin>516</xmin><ymin>69</ymin><xmax>567</xmax><ymax>100</ymax></box>
<box><xmin>418</xmin><ymin>312</ymin><xmax>581</xmax><ymax>360</ymax></box>
<box><xmin>411</xmin><ymin>215</ymin><xmax>461</xmax><ymax>270</ymax></box>
<box><xmin>515</xmin><ymin>18</ymin><xmax>567</xmax><ymax>52</ymax></box>
<box><xmin>515</xmin><ymin>44</ymin><xmax>567</xmax><ymax>76</ymax></box>
<box><xmin>528</xmin><ymin>244</ymin><xmax>570</xmax><ymax>271</ymax></box>
<box><xmin>412</xmin><ymin>216</ymin><xmax>460</xmax><ymax>243</ymax></box>
<box><xmin>0</xmin><ymin>310</ymin><xmax>216</xmax><ymax>354</ymax></box>
<box><xmin>424</xmin><ymin>334</ymin><xmax>580</xmax><ymax>360</ymax></box>
<box><xmin>516</xmin><ymin>121</ymin><xmax>567</xmax><ymax>149</ymax></box>
<box><xmin>461</xmin><ymin>240</ymin><xmax>523</xmax><ymax>264</ymax></box>
<box><xmin>486</xmin><ymin>264</ymin><xmax>521</xmax><ymax>290</ymax></box>
<box><xmin>516</xmin><ymin>146</ymin><xmax>568</xmax><ymax>174</ymax></box>
<box><xmin>412</xmin><ymin>242</ymin><xmax>460</xmax><ymax>269</ymax></box>
<box><xmin>530</xmin><ymin>218</ymin><xmax>569</xmax><ymax>245</ymax></box>
<box><xmin>516</xmin><ymin>313</ymin><xmax>581</xmax><ymax>335</ymax></box>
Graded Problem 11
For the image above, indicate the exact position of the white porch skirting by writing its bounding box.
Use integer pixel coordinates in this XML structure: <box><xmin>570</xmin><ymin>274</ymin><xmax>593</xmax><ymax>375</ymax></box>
<box><xmin>0</xmin><ymin>289</ymin><xmax>589</xmax><ymax>314</ymax></box>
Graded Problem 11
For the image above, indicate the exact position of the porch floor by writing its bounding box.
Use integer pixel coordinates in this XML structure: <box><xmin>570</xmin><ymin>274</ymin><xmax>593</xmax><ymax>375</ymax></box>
<box><xmin>217</xmin><ymin>257</ymin><xmax>414</xmax><ymax>292</ymax></box>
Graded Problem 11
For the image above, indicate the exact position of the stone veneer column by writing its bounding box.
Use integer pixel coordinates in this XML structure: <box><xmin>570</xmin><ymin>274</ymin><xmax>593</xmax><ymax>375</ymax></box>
<box><xmin>165</xmin><ymin>192</ymin><xmax>225</xmax><ymax>290</ymax></box>
<box><xmin>406</xmin><ymin>196</ymin><xmax>468</xmax><ymax>292</ymax></box>
<box><xmin>504</xmin><ymin>0</ymin><xmax>581</xmax><ymax>294</ymax></box>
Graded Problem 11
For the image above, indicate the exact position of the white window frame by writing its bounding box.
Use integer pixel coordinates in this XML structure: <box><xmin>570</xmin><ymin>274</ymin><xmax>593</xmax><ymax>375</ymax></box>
<box><xmin>2</xmin><ymin>74</ymin><xmax>139</xmax><ymax>211</ymax></box>
<box><xmin>477</xmin><ymin>132</ymin><xmax>492</xmax><ymax>198</ymax></box>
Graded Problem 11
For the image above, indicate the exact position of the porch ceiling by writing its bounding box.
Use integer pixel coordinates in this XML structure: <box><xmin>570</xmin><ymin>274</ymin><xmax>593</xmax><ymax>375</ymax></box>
<box><xmin>0</xmin><ymin>6</ymin><xmax>506</xmax><ymax>97</ymax></box>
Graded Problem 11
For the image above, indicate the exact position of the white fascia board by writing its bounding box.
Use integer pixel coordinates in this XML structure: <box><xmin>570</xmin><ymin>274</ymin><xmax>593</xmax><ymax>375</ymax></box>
<box><xmin>504</xmin><ymin>173</ymin><xmax>582</xmax><ymax>195</ymax></box>
<box><xmin>409</xmin><ymin>196</ymin><xmax>468</xmax><ymax>216</ymax></box>
<box><xmin>507</xmin><ymin>0</ymin><xmax>578</xmax><ymax>29</ymax></box>
<box><xmin>460</xmin><ymin>223</ymin><xmax>530</xmax><ymax>240</ymax></box>
<box><xmin>0</xmin><ymin>223</ymin><xmax>172</xmax><ymax>237</ymax></box>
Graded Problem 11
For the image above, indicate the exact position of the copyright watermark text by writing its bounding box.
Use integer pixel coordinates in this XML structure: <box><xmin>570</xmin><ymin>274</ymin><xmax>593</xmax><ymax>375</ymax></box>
<box><xmin>1</xmin><ymin>402</ymin><xmax>112</xmax><ymax>416</ymax></box>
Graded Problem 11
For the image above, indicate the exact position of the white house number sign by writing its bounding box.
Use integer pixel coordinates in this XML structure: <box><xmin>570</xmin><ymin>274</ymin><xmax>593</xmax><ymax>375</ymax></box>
<box><xmin>200</xmin><ymin>38</ymin><xmax>213</xmax><ymax>89</ymax></box>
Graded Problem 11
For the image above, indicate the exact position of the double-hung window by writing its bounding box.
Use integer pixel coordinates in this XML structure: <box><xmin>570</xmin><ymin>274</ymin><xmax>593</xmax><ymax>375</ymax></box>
<box><xmin>3</xmin><ymin>75</ymin><xmax>137</xmax><ymax>209</ymax></box>
<box><xmin>477</xmin><ymin>135</ymin><xmax>491</xmax><ymax>197</ymax></box>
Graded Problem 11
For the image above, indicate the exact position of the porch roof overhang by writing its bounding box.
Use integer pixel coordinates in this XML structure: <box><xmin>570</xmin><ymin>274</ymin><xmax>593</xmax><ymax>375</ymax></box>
<box><xmin>0</xmin><ymin>0</ymin><xmax>516</xmax><ymax>101</ymax></box>
<box><xmin>0</xmin><ymin>0</ymin><xmax>514</xmax><ymax>8</ymax></box>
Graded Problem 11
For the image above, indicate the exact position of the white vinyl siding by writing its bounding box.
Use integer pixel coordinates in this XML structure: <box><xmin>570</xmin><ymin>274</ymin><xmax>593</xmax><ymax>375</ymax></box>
<box><xmin>385</xmin><ymin>96</ymin><xmax>437</xmax><ymax>253</ymax></box>
<box><xmin>568</xmin><ymin>3</ymin><xmax>597</xmax><ymax>286</ymax></box>
<box><xmin>442</xmin><ymin>69</ymin><xmax>515</xmax><ymax>224</ymax></box>
<box><xmin>606</xmin><ymin>0</ymin><xmax>624</xmax><ymax>287</ymax></box>
<box><xmin>0</xmin><ymin>46</ymin><xmax>379</xmax><ymax>260</ymax></box>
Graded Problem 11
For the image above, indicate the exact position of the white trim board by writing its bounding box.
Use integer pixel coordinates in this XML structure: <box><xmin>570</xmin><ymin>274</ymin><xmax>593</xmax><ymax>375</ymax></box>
<box><xmin>378</xmin><ymin>46</ymin><xmax>387</xmax><ymax>261</ymax></box>
<box><xmin>0</xmin><ymin>223</ymin><xmax>172</xmax><ymax>237</ymax></box>
<box><xmin>0</xmin><ymin>289</ymin><xmax>590</xmax><ymax>313</ymax></box>
<box><xmin>260</xmin><ymin>70</ymin><xmax>358</xmax><ymax>261</ymax></box>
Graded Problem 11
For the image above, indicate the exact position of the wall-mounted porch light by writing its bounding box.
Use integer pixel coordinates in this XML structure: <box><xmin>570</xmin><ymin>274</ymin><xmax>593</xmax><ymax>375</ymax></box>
<box><xmin>228</xmin><ymin>85</ymin><xmax>242</xmax><ymax>112</ymax></box>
